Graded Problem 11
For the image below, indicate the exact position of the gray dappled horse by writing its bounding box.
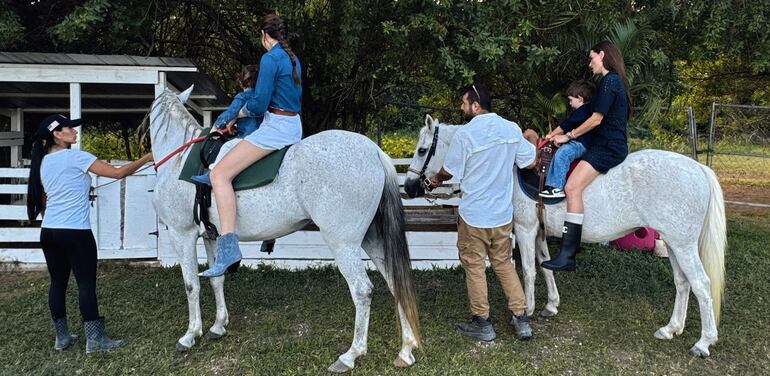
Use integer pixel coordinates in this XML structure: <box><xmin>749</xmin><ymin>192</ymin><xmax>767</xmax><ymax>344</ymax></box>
<box><xmin>405</xmin><ymin>115</ymin><xmax>726</xmax><ymax>357</ymax></box>
<box><xmin>148</xmin><ymin>88</ymin><xmax>420</xmax><ymax>372</ymax></box>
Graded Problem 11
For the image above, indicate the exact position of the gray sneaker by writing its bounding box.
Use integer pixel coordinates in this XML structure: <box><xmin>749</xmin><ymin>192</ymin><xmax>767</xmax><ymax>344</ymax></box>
<box><xmin>510</xmin><ymin>313</ymin><xmax>532</xmax><ymax>340</ymax></box>
<box><xmin>456</xmin><ymin>315</ymin><xmax>496</xmax><ymax>342</ymax></box>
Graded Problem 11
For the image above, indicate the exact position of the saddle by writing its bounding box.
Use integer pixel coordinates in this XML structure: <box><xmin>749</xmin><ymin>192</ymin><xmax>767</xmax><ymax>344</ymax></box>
<box><xmin>519</xmin><ymin>139</ymin><xmax>576</xmax><ymax>241</ymax></box>
<box><xmin>177</xmin><ymin>127</ymin><xmax>290</xmax><ymax>240</ymax></box>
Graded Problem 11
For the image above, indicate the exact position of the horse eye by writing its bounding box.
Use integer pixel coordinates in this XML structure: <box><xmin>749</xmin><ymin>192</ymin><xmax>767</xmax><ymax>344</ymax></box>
<box><xmin>417</xmin><ymin>148</ymin><xmax>427</xmax><ymax>156</ymax></box>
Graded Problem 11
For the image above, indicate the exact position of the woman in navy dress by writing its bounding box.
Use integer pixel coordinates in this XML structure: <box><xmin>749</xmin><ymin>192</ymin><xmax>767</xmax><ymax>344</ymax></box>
<box><xmin>541</xmin><ymin>40</ymin><xmax>632</xmax><ymax>272</ymax></box>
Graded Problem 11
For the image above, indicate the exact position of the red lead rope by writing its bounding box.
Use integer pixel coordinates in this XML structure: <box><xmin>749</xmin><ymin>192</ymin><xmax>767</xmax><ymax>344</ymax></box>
<box><xmin>153</xmin><ymin>136</ymin><xmax>207</xmax><ymax>171</ymax></box>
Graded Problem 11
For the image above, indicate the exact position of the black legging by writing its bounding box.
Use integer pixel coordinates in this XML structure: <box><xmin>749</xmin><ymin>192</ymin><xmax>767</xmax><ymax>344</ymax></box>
<box><xmin>40</xmin><ymin>228</ymin><xmax>100</xmax><ymax>322</ymax></box>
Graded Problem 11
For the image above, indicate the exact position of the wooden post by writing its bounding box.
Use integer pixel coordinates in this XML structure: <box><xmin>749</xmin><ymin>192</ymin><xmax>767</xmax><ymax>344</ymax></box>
<box><xmin>70</xmin><ymin>83</ymin><xmax>82</xmax><ymax>150</ymax></box>
<box><xmin>203</xmin><ymin>110</ymin><xmax>212</xmax><ymax>128</ymax></box>
<box><xmin>10</xmin><ymin>108</ymin><xmax>23</xmax><ymax>167</ymax></box>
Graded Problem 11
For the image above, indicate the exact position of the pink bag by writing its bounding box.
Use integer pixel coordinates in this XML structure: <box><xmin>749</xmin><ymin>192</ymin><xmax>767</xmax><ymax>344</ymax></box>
<box><xmin>611</xmin><ymin>227</ymin><xmax>659</xmax><ymax>251</ymax></box>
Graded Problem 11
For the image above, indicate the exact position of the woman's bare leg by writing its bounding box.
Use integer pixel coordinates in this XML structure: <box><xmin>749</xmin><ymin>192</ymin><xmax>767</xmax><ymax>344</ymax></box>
<box><xmin>563</xmin><ymin>160</ymin><xmax>600</xmax><ymax>214</ymax></box>
<box><xmin>210</xmin><ymin>141</ymin><xmax>272</xmax><ymax>234</ymax></box>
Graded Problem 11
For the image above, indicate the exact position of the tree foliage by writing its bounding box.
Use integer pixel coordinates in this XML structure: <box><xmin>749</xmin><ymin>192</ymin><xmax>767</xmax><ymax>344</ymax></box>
<box><xmin>2</xmin><ymin>0</ymin><xmax>768</xmax><ymax>136</ymax></box>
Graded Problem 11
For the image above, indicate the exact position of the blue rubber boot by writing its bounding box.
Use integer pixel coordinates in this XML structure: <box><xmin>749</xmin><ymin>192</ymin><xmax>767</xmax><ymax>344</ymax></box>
<box><xmin>199</xmin><ymin>233</ymin><xmax>242</xmax><ymax>277</ymax></box>
<box><xmin>190</xmin><ymin>171</ymin><xmax>211</xmax><ymax>186</ymax></box>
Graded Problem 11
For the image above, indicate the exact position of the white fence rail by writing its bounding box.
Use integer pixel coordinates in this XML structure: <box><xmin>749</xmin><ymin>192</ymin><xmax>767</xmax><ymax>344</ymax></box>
<box><xmin>1</xmin><ymin>159</ymin><xmax>463</xmax><ymax>269</ymax></box>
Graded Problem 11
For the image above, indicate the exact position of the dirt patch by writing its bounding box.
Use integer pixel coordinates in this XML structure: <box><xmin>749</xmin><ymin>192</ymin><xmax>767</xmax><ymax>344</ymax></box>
<box><xmin>723</xmin><ymin>184</ymin><xmax>770</xmax><ymax>205</ymax></box>
<box><xmin>0</xmin><ymin>270</ymin><xmax>47</xmax><ymax>299</ymax></box>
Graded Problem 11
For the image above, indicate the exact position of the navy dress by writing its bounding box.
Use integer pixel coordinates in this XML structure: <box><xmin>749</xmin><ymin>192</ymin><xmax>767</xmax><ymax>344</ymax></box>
<box><xmin>581</xmin><ymin>71</ymin><xmax>629</xmax><ymax>174</ymax></box>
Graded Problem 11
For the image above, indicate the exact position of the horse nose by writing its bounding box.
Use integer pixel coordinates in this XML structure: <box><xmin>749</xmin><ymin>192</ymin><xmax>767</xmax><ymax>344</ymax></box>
<box><xmin>404</xmin><ymin>177</ymin><xmax>424</xmax><ymax>198</ymax></box>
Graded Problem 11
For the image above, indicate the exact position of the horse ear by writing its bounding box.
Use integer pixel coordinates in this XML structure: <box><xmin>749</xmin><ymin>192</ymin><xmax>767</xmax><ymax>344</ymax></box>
<box><xmin>425</xmin><ymin>114</ymin><xmax>434</xmax><ymax>131</ymax></box>
<box><xmin>177</xmin><ymin>85</ymin><xmax>194</xmax><ymax>104</ymax></box>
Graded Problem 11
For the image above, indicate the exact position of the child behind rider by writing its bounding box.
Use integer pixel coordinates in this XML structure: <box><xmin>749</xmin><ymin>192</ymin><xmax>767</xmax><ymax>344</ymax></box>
<box><xmin>191</xmin><ymin>65</ymin><xmax>261</xmax><ymax>184</ymax></box>
<box><xmin>540</xmin><ymin>80</ymin><xmax>596</xmax><ymax>198</ymax></box>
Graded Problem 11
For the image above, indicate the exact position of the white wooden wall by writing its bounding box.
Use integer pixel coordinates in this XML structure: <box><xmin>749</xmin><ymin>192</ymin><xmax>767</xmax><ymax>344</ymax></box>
<box><xmin>0</xmin><ymin>165</ymin><xmax>157</xmax><ymax>263</ymax></box>
<box><xmin>1</xmin><ymin>160</ymin><xmax>465</xmax><ymax>269</ymax></box>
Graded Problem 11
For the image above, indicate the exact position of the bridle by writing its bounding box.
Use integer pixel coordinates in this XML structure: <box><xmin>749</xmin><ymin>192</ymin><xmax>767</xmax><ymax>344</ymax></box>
<box><xmin>407</xmin><ymin>126</ymin><xmax>440</xmax><ymax>191</ymax></box>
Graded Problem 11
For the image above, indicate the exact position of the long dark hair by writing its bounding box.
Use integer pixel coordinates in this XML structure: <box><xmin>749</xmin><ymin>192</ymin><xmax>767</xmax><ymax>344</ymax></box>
<box><xmin>262</xmin><ymin>14</ymin><xmax>300</xmax><ymax>86</ymax></box>
<box><xmin>236</xmin><ymin>64</ymin><xmax>258</xmax><ymax>91</ymax></box>
<box><xmin>591</xmin><ymin>40</ymin><xmax>632</xmax><ymax>117</ymax></box>
<box><xmin>26</xmin><ymin>124</ymin><xmax>62</xmax><ymax>221</ymax></box>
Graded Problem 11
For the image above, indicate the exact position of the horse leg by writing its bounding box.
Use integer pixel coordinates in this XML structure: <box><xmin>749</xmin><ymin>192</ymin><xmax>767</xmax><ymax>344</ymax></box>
<box><xmin>514</xmin><ymin>223</ymin><xmax>538</xmax><ymax>317</ymax></box>
<box><xmin>327</xmin><ymin>244</ymin><xmax>374</xmax><ymax>373</ymax></box>
<box><xmin>668</xmin><ymin>243</ymin><xmax>718</xmax><ymax>357</ymax></box>
<box><xmin>170</xmin><ymin>228</ymin><xmax>204</xmax><ymax>351</ymax></box>
<box><xmin>534</xmin><ymin>233</ymin><xmax>560</xmax><ymax>317</ymax></box>
<box><xmin>655</xmin><ymin>244</ymin><xmax>689</xmax><ymax>340</ymax></box>
<box><xmin>361</xmin><ymin>233</ymin><xmax>417</xmax><ymax>368</ymax></box>
<box><xmin>202</xmin><ymin>236</ymin><xmax>229</xmax><ymax>340</ymax></box>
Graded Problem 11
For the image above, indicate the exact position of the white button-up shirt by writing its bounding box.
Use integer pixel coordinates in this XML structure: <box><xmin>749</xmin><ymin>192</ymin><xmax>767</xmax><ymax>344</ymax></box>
<box><xmin>443</xmin><ymin>113</ymin><xmax>536</xmax><ymax>228</ymax></box>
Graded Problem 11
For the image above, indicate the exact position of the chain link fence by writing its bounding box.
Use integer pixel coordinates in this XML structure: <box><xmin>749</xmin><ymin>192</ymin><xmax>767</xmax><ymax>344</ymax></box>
<box><xmin>707</xmin><ymin>103</ymin><xmax>770</xmax><ymax>207</ymax></box>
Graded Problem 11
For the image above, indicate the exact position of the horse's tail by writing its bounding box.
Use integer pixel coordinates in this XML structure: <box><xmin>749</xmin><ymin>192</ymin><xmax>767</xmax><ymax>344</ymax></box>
<box><xmin>373</xmin><ymin>149</ymin><xmax>421</xmax><ymax>346</ymax></box>
<box><xmin>698</xmin><ymin>164</ymin><xmax>727</xmax><ymax>325</ymax></box>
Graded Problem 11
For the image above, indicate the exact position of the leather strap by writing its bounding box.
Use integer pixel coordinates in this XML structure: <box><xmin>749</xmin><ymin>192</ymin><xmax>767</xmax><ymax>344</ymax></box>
<box><xmin>268</xmin><ymin>107</ymin><xmax>298</xmax><ymax>116</ymax></box>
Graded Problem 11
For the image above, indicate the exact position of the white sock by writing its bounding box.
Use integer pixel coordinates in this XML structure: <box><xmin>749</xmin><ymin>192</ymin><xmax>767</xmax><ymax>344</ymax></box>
<box><xmin>565</xmin><ymin>212</ymin><xmax>584</xmax><ymax>225</ymax></box>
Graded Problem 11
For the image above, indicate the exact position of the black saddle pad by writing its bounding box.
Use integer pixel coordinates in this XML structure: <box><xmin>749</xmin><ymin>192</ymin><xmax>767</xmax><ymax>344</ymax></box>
<box><xmin>178</xmin><ymin>127</ymin><xmax>290</xmax><ymax>191</ymax></box>
<box><xmin>516</xmin><ymin>168</ymin><xmax>566</xmax><ymax>205</ymax></box>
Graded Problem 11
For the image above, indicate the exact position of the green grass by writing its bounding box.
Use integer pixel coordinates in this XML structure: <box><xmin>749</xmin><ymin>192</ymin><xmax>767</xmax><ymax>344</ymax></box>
<box><xmin>2</xmin><ymin>213</ymin><xmax>770</xmax><ymax>375</ymax></box>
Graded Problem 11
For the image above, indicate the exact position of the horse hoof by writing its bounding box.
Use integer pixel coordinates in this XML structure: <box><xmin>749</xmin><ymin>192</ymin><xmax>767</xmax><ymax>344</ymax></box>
<box><xmin>654</xmin><ymin>328</ymin><xmax>673</xmax><ymax>340</ymax></box>
<box><xmin>688</xmin><ymin>346</ymin><xmax>709</xmax><ymax>358</ymax></box>
<box><xmin>328</xmin><ymin>360</ymin><xmax>352</xmax><ymax>373</ymax></box>
<box><xmin>540</xmin><ymin>308</ymin><xmax>557</xmax><ymax>317</ymax></box>
<box><xmin>204</xmin><ymin>330</ymin><xmax>225</xmax><ymax>341</ymax></box>
<box><xmin>393</xmin><ymin>356</ymin><xmax>412</xmax><ymax>368</ymax></box>
<box><xmin>176</xmin><ymin>342</ymin><xmax>190</xmax><ymax>352</ymax></box>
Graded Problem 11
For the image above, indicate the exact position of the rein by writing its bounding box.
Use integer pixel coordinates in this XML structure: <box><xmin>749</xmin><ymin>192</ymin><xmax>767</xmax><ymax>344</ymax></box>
<box><xmin>153</xmin><ymin>135</ymin><xmax>207</xmax><ymax>171</ymax></box>
<box><xmin>90</xmin><ymin>134</ymin><xmax>207</xmax><ymax>192</ymax></box>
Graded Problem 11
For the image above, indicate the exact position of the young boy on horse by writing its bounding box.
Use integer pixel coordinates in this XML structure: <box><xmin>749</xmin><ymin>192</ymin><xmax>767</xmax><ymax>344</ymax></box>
<box><xmin>539</xmin><ymin>80</ymin><xmax>595</xmax><ymax>198</ymax></box>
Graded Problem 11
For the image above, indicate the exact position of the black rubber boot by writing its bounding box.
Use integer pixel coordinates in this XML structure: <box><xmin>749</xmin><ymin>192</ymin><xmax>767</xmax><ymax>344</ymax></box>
<box><xmin>456</xmin><ymin>315</ymin><xmax>496</xmax><ymax>341</ymax></box>
<box><xmin>541</xmin><ymin>221</ymin><xmax>582</xmax><ymax>272</ymax></box>
<box><xmin>53</xmin><ymin>317</ymin><xmax>78</xmax><ymax>351</ymax></box>
<box><xmin>85</xmin><ymin>317</ymin><xmax>124</xmax><ymax>354</ymax></box>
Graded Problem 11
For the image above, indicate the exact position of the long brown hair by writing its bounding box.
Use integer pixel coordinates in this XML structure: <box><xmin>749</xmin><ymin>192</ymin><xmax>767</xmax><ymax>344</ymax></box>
<box><xmin>262</xmin><ymin>14</ymin><xmax>300</xmax><ymax>86</ymax></box>
<box><xmin>591</xmin><ymin>40</ymin><xmax>632</xmax><ymax>117</ymax></box>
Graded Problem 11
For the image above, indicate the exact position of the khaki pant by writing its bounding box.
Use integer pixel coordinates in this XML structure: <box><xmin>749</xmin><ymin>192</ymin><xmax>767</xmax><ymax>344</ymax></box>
<box><xmin>457</xmin><ymin>217</ymin><xmax>526</xmax><ymax>318</ymax></box>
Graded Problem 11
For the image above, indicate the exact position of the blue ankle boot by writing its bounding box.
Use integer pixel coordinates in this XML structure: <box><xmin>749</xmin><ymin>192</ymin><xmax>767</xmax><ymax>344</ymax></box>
<box><xmin>199</xmin><ymin>232</ymin><xmax>242</xmax><ymax>277</ymax></box>
<box><xmin>190</xmin><ymin>171</ymin><xmax>211</xmax><ymax>186</ymax></box>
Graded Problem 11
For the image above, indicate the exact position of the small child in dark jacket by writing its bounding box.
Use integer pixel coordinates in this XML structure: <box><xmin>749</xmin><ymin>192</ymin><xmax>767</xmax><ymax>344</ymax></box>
<box><xmin>540</xmin><ymin>80</ymin><xmax>596</xmax><ymax>198</ymax></box>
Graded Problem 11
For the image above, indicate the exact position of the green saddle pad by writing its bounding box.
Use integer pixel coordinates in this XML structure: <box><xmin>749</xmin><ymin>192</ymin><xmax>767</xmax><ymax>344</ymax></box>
<box><xmin>178</xmin><ymin>128</ymin><xmax>290</xmax><ymax>191</ymax></box>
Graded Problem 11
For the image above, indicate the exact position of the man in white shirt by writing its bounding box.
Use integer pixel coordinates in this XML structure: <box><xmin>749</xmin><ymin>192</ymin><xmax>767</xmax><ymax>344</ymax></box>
<box><xmin>429</xmin><ymin>83</ymin><xmax>536</xmax><ymax>341</ymax></box>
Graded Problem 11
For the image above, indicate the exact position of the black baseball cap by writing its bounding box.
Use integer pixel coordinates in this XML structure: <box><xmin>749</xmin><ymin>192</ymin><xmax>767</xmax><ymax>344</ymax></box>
<box><xmin>36</xmin><ymin>114</ymin><xmax>82</xmax><ymax>139</ymax></box>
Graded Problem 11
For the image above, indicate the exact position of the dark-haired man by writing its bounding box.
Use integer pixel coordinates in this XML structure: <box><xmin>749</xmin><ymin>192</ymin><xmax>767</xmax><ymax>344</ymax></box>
<box><xmin>428</xmin><ymin>83</ymin><xmax>536</xmax><ymax>341</ymax></box>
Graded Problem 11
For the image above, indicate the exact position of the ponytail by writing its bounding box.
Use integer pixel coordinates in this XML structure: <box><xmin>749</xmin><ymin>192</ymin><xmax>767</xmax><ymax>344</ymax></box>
<box><xmin>262</xmin><ymin>14</ymin><xmax>300</xmax><ymax>87</ymax></box>
<box><xmin>26</xmin><ymin>137</ymin><xmax>49</xmax><ymax>221</ymax></box>
<box><xmin>277</xmin><ymin>37</ymin><xmax>300</xmax><ymax>86</ymax></box>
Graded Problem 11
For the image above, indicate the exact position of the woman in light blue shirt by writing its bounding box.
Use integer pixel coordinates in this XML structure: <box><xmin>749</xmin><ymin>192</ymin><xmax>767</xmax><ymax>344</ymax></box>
<box><xmin>27</xmin><ymin>114</ymin><xmax>152</xmax><ymax>353</ymax></box>
<box><xmin>200</xmin><ymin>14</ymin><xmax>303</xmax><ymax>277</ymax></box>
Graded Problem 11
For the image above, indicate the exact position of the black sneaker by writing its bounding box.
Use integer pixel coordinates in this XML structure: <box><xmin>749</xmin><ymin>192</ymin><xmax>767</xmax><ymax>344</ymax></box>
<box><xmin>539</xmin><ymin>187</ymin><xmax>565</xmax><ymax>198</ymax></box>
<box><xmin>510</xmin><ymin>313</ymin><xmax>533</xmax><ymax>340</ymax></box>
<box><xmin>456</xmin><ymin>315</ymin><xmax>496</xmax><ymax>341</ymax></box>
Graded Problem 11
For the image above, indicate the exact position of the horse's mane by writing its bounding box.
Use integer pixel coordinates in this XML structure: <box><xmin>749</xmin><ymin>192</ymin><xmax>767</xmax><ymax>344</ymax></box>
<box><xmin>138</xmin><ymin>89</ymin><xmax>203</xmax><ymax>149</ymax></box>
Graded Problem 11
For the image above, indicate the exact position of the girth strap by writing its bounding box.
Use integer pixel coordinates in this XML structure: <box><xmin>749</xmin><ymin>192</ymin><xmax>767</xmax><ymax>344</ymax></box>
<box><xmin>535</xmin><ymin>140</ymin><xmax>558</xmax><ymax>241</ymax></box>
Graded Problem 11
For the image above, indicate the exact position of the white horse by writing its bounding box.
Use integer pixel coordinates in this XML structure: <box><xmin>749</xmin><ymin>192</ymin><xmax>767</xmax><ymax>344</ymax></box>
<box><xmin>404</xmin><ymin>115</ymin><xmax>726</xmax><ymax>357</ymax></box>
<box><xmin>148</xmin><ymin>88</ymin><xmax>420</xmax><ymax>372</ymax></box>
